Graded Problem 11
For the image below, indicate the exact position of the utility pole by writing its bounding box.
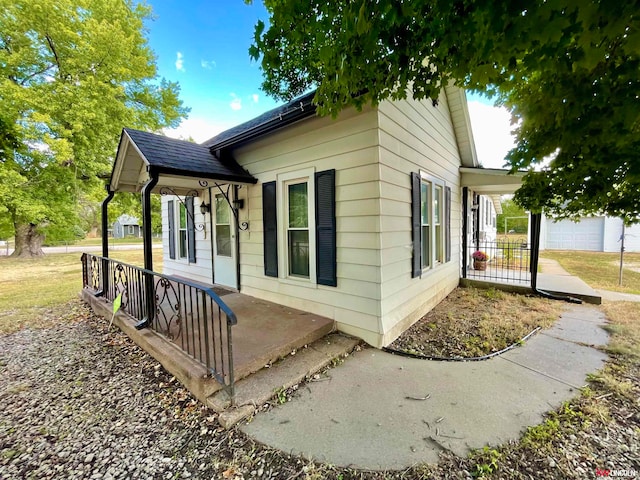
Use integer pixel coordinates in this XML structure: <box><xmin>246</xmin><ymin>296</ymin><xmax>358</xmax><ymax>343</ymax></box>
<box><xmin>619</xmin><ymin>222</ymin><xmax>626</xmax><ymax>286</ymax></box>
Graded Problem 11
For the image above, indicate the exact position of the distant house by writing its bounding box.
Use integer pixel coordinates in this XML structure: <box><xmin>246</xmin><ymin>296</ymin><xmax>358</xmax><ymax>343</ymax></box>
<box><xmin>540</xmin><ymin>216</ymin><xmax>640</xmax><ymax>252</ymax></box>
<box><xmin>112</xmin><ymin>214</ymin><xmax>141</xmax><ymax>238</ymax></box>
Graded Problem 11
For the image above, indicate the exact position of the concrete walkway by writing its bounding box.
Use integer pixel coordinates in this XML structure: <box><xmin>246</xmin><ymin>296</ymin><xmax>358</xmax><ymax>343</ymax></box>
<box><xmin>243</xmin><ymin>305</ymin><xmax>609</xmax><ymax>470</ymax></box>
<box><xmin>537</xmin><ymin>258</ymin><xmax>602</xmax><ymax>304</ymax></box>
<box><xmin>539</xmin><ymin>258</ymin><xmax>640</xmax><ymax>303</ymax></box>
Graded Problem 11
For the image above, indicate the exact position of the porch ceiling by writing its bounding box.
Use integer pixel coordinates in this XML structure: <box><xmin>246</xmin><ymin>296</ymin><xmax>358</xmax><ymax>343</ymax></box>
<box><xmin>109</xmin><ymin>128</ymin><xmax>257</xmax><ymax>194</ymax></box>
<box><xmin>460</xmin><ymin>167</ymin><xmax>524</xmax><ymax>194</ymax></box>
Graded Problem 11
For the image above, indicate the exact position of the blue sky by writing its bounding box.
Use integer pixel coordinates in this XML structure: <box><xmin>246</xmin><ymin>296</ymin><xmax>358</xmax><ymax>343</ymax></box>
<box><xmin>144</xmin><ymin>1</ymin><xmax>514</xmax><ymax>168</ymax></box>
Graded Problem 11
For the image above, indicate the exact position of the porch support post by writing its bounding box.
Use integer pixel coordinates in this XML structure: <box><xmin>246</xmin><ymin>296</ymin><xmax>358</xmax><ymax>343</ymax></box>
<box><xmin>461</xmin><ymin>187</ymin><xmax>468</xmax><ymax>278</ymax></box>
<box><xmin>137</xmin><ymin>168</ymin><xmax>159</xmax><ymax>329</ymax></box>
<box><xmin>96</xmin><ymin>186</ymin><xmax>115</xmax><ymax>297</ymax></box>
<box><xmin>233</xmin><ymin>185</ymin><xmax>241</xmax><ymax>291</ymax></box>
<box><xmin>529</xmin><ymin>213</ymin><xmax>542</xmax><ymax>290</ymax></box>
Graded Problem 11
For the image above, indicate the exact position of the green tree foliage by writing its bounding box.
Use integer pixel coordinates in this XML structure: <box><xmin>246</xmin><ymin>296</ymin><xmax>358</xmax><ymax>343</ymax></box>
<box><xmin>249</xmin><ymin>0</ymin><xmax>640</xmax><ymax>224</ymax></box>
<box><xmin>0</xmin><ymin>0</ymin><xmax>188</xmax><ymax>255</ymax></box>
<box><xmin>497</xmin><ymin>198</ymin><xmax>528</xmax><ymax>235</ymax></box>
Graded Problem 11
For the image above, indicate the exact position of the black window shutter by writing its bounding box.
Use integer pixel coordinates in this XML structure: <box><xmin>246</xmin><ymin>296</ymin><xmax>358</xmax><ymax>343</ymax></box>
<box><xmin>262</xmin><ymin>181</ymin><xmax>278</xmax><ymax>277</ymax></box>
<box><xmin>315</xmin><ymin>169</ymin><xmax>337</xmax><ymax>287</ymax></box>
<box><xmin>445</xmin><ymin>186</ymin><xmax>452</xmax><ymax>262</ymax></box>
<box><xmin>411</xmin><ymin>172</ymin><xmax>421</xmax><ymax>278</ymax></box>
<box><xmin>168</xmin><ymin>200</ymin><xmax>176</xmax><ymax>260</ymax></box>
<box><xmin>186</xmin><ymin>196</ymin><xmax>196</xmax><ymax>263</ymax></box>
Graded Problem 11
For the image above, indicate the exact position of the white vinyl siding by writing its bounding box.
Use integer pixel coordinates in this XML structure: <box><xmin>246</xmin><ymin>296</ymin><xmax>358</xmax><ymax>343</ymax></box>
<box><xmin>231</xmin><ymin>107</ymin><xmax>383</xmax><ymax>345</ymax></box>
<box><xmin>377</xmin><ymin>90</ymin><xmax>462</xmax><ymax>345</ymax></box>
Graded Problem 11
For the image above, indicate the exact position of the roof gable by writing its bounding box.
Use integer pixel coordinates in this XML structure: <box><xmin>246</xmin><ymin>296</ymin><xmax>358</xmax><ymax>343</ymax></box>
<box><xmin>109</xmin><ymin>129</ymin><xmax>257</xmax><ymax>192</ymax></box>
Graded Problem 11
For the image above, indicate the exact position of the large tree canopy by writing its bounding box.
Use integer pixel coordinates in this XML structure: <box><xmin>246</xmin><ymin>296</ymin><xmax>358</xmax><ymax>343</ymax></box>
<box><xmin>0</xmin><ymin>0</ymin><xmax>188</xmax><ymax>255</ymax></box>
<box><xmin>250</xmin><ymin>0</ymin><xmax>640</xmax><ymax>224</ymax></box>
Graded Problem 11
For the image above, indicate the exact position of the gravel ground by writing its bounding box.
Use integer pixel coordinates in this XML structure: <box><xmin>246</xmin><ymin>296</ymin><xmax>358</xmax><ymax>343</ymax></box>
<box><xmin>1</xmin><ymin>301</ymin><xmax>638</xmax><ymax>480</ymax></box>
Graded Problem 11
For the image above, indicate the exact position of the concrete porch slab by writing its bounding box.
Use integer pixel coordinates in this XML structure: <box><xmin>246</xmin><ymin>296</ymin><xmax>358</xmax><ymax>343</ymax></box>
<box><xmin>222</xmin><ymin>293</ymin><xmax>335</xmax><ymax>380</ymax></box>
<box><xmin>81</xmin><ymin>288</ymin><xmax>335</xmax><ymax>415</ymax></box>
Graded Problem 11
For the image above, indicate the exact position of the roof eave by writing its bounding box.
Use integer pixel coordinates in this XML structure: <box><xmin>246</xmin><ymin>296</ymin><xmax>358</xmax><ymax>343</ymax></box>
<box><xmin>154</xmin><ymin>166</ymin><xmax>258</xmax><ymax>185</ymax></box>
<box><xmin>209</xmin><ymin>99</ymin><xmax>317</xmax><ymax>152</ymax></box>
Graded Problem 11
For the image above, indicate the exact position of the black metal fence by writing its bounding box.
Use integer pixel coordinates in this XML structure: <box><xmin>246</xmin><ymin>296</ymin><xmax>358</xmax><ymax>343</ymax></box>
<box><xmin>81</xmin><ymin>253</ymin><xmax>236</xmax><ymax>400</ymax></box>
<box><xmin>465</xmin><ymin>240</ymin><xmax>532</xmax><ymax>285</ymax></box>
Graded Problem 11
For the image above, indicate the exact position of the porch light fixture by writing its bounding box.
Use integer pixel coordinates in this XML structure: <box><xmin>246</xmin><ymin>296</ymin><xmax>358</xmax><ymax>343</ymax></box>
<box><xmin>232</xmin><ymin>198</ymin><xmax>245</xmax><ymax>210</ymax></box>
<box><xmin>199</xmin><ymin>202</ymin><xmax>210</xmax><ymax>215</ymax></box>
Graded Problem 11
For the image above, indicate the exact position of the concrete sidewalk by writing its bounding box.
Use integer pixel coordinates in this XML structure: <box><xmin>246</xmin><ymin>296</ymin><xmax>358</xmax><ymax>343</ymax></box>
<box><xmin>243</xmin><ymin>305</ymin><xmax>609</xmax><ymax>470</ymax></box>
<box><xmin>537</xmin><ymin>258</ymin><xmax>602</xmax><ymax>304</ymax></box>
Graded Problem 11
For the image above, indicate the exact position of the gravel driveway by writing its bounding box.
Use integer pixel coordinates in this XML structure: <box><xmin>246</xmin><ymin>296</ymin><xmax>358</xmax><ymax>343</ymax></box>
<box><xmin>0</xmin><ymin>313</ymin><xmax>211</xmax><ymax>479</ymax></box>
<box><xmin>0</xmin><ymin>304</ymin><xmax>335</xmax><ymax>480</ymax></box>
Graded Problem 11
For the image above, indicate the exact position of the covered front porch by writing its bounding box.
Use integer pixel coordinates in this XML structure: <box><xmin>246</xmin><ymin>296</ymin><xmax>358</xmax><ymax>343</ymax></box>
<box><xmin>81</xmin><ymin>253</ymin><xmax>335</xmax><ymax>405</ymax></box>
<box><xmin>85</xmin><ymin>128</ymin><xmax>339</xmax><ymax>407</ymax></box>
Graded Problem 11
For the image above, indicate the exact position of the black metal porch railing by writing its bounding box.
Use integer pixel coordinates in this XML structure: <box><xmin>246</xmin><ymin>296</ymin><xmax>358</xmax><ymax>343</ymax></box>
<box><xmin>465</xmin><ymin>240</ymin><xmax>532</xmax><ymax>285</ymax></box>
<box><xmin>81</xmin><ymin>253</ymin><xmax>236</xmax><ymax>400</ymax></box>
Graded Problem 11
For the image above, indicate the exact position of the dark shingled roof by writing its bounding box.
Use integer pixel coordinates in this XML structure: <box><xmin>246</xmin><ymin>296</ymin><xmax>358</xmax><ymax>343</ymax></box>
<box><xmin>203</xmin><ymin>90</ymin><xmax>317</xmax><ymax>150</ymax></box>
<box><xmin>123</xmin><ymin>128</ymin><xmax>256</xmax><ymax>183</ymax></box>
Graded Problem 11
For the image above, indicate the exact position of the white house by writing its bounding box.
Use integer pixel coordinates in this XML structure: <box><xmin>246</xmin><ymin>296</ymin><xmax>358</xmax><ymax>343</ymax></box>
<box><xmin>107</xmin><ymin>86</ymin><xmax>522</xmax><ymax>348</ymax></box>
<box><xmin>540</xmin><ymin>216</ymin><xmax>640</xmax><ymax>253</ymax></box>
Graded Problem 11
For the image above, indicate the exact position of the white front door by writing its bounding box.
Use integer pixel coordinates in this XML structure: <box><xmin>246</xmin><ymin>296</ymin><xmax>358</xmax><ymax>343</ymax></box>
<box><xmin>213</xmin><ymin>193</ymin><xmax>237</xmax><ymax>288</ymax></box>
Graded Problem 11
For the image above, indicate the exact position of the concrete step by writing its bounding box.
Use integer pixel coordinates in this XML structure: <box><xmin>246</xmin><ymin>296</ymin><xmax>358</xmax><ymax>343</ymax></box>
<box><xmin>212</xmin><ymin>333</ymin><xmax>361</xmax><ymax>428</ymax></box>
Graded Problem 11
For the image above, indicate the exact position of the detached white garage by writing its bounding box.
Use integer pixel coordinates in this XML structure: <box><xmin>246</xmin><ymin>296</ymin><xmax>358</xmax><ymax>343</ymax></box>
<box><xmin>540</xmin><ymin>216</ymin><xmax>640</xmax><ymax>252</ymax></box>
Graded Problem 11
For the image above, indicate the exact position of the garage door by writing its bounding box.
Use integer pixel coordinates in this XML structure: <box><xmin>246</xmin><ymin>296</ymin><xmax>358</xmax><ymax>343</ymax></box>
<box><xmin>546</xmin><ymin>217</ymin><xmax>604</xmax><ymax>251</ymax></box>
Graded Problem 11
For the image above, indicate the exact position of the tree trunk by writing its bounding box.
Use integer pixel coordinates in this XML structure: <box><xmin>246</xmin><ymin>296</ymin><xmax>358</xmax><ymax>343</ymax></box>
<box><xmin>12</xmin><ymin>223</ymin><xmax>45</xmax><ymax>257</ymax></box>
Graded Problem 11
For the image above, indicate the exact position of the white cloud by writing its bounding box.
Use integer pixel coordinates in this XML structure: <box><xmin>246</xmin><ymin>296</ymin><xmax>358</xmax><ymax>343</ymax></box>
<box><xmin>230</xmin><ymin>93</ymin><xmax>242</xmax><ymax>111</ymax></box>
<box><xmin>201</xmin><ymin>59</ymin><xmax>216</xmax><ymax>70</ymax></box>
<box><xmin>467</xmin><ymin>101</ymin><xmax>517</xmax><ymax>169</ymax></box>
<box><xmin>175</xmin><ymin>52</ymin><xmax>185</xmax><ymax>72</ymax></box>
<box><xmin>164</xmin><ymin>117</ymin><xmax>233</xmax><ymax>144</ymax></box>
<box><xmin>252</xmin><ymin>94</ymin><xmax>259</xmax><ymax>103</ymax></box>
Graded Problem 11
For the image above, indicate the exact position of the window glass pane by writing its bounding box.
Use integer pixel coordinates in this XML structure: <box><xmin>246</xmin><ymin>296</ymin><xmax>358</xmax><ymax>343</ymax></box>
<box><xmin>179</xmin><ymin>231</ymin><xmax>187</xmax><ymax>258</ymax></box>
<box><xmin>288</xmin><ymin>183</ymin><xmax>308</xmax><ymax>228</ymax></box>
<box><xmin>215</xmin><ymin>195</ymin><xmax>230</xmax><ymax>224</ymax></box>
<box><xmin>422</xmin><ymin>226</ymin><xmax>430</xmax><ymax>268</ymax></box>
<box><xmin>435</xmin><ymin>225</ymin><xmax>443</xmax><ymax>262</ymax></box>
<box><xmin>288</xmin><ymin>230</ymin><xmax>309</xmax><ymax>277</ymax></box>
<box><xmin>434</xmin><ymin>186</ymin><xmax>442</xmax><ymax>224</ymax></box>
<box><xmin>216</xmin><ymin>225</ymin><xmax>232</xmax><ymax>257</ymax></box>
<box><xmin>421</xmin><ymin>183</ymin><xmax>429</xmax><ymax>225</ymax></box>
<box><xmin>179</xmin><ymin>203</ymin><xmax>187</xmax><ymax>228</ymax></box>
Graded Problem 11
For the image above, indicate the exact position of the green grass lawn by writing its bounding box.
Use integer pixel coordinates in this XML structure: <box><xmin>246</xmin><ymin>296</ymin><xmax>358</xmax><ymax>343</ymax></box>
<box><xmin>541</xmin><ymin>250</ymin><xmax>640</xmax><ymax>294</ymax></box>
<box><xmin>0</xmin><ymin>248</ymin><xmax>163</xmax><ymax>334</ymax></box>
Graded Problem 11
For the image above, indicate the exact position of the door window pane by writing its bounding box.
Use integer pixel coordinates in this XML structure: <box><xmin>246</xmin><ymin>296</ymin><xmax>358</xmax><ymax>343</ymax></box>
<box><xmin>216</xmin><ymin>225</ymin><xmax>231</xmax><ymax>257</ymax></box>
<box><xmin>215</xmin><ymin>194</ymin><xmax>231</xmax><ymax>257</ymax></box>
<box><xmin>215</xmin><ymin>195</ymin><xmax>230</xmax><ymax>224</ymax></box>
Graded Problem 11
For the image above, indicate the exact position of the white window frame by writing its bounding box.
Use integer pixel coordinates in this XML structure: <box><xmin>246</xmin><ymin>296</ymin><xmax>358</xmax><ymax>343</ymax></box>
<box><xmin>420</xmin><ymin>171</ymin><xmax>447</xmax><ymax>271</ymax></box>
<box><xmin>276</xmin><ymin>168</ymin><xmax>317</xmax><ymax>284</ymax></box>
<box><xmin>128</xmin><ymin>225</ymin><xmax>134</xmax><ymax>235</ymax></box>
